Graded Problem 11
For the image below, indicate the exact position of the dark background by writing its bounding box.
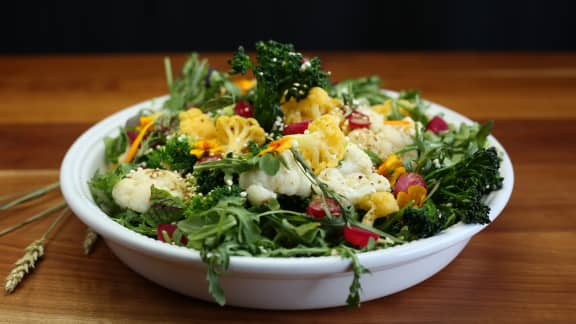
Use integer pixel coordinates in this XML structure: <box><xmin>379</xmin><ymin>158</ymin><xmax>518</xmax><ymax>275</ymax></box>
<box><xmin>1</xmin><ymin>1</ymin><xmax>575</xmax><ymax>53</ymax></box>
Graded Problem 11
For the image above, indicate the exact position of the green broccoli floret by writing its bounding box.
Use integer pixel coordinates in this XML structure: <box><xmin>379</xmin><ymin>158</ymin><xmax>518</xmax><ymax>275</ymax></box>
<box><xmin>228</xmin><ymin>40</ymin><xmax>330</xmax><ymax>131</ymax></box>
<box><xmin>402</xmin><ymin>200</ymin><xmax>442</xmax><ymax>238</ymax></box>
<box><xmin>145</xmin><ymin>135</ymin><xmax>197</xmax><ymax>173</ymax></box>
<box><xmin>426</xmin><ymin>147</ymin><xmax>503</xmax><ymax>225</ymax></box>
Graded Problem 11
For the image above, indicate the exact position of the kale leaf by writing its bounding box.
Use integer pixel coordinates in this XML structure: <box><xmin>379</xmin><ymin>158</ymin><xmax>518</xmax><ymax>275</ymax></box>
<box><xmin>228</xmin><ymin>40</ymin><xmax>330</xmax><ymax>131</ymax></box>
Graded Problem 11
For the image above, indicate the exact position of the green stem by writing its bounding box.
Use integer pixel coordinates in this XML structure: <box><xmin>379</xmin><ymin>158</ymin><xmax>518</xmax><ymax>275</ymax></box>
<box><xmin>0</xmin><ymin>182</ymin><xmax>60</xmax><ymax>211</ymax></box>
<box><xmin>164</xmin><ymin>57</ymin><xmax>173</xmax><ymax>89</ymax></box>
<box><xmin>41</xmin><ymin>206</ymin><xmax>70</xmax><ymax>240</ymax></box>
<box><xmin>0</xmin><ymin>201</ymin><xmax>67</xmax><ymax>238</ymax></box>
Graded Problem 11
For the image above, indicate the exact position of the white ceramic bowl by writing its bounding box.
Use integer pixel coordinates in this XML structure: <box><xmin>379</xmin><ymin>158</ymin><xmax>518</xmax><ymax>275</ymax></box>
<box><xmin>60</xmin><ymin>94</ymin><xmax>514</xmax><ymax>310</ymax></box>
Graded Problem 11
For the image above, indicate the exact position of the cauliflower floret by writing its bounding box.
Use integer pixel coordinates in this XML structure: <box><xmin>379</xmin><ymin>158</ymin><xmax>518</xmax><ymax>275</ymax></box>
<box><xmin>215</xmin><ymin>115</ymin><xmax>266</xmax><ymax>154</ymax></box>
<box><xmin>112</xmin><ymin>168</ymin><xmax>189</xmax><ymax>213</ymax></box>
<box><xmin>358</xmin><ymin>192</ymin><xmax>399</xmax><ymax>226</ymax></box>
<box><xmin>289</xmin><ymin>114</ymin><xmax>347</xmax><ymax>174</ymax></box>
<box><xmin>318</xmin><ymin>168</ymin><xmax>390</xmax><ymax>205</ymax></box>
<box><xmin>281</xmin><ymin>87</ymin><xmax>342</xmax><ymax>124</ymax></box>
<box><xmin>179</xmin><ymin>108</ymin><xmax>217</xmax><ymax>140</ymax></box>
<box><xmin>356</xmin><ymin>105</ymin><xmax>385</xmax><ymax>133</ymax></box>
<box><xmin>347</xmin><ymin>119</ymin><xmax>415</xmax><ymax>161</ymax></box>
<box><xmin>239</xmin><ymin>150</ymin><xmax>312</xmax><ymax>201</ymax></box>
<box><xmin>338</xmin><ymin>142</ymin><xmax>374</xmax><ymax>175</ymax></box>
<box><xmin>245</xmin><ymin>184</ymin><xmax>277</xmax><ymax>205</ymax></box>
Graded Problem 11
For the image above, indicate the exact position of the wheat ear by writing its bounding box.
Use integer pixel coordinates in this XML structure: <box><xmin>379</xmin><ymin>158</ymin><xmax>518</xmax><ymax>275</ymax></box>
<box><xmin>83</xmin><ymin>228</ymin><xmax>99</xmax><ymax>255</ymax></box>
<box><xmin>5</xmin><ymin>207</ymin><xmax>69</xmax><ymax>294</ymax></box>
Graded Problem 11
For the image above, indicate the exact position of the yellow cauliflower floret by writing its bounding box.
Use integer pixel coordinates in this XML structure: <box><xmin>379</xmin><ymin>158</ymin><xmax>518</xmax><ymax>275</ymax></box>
<box><xmin>372</xmin><ymin>99</ymin><xmax>414</xmax><ymax>117</ymax></box>
<box><xmin>359</xmin><ymin>191</ymin><xmax>399</xmax><ymax>226</ymax></box>
<box><xmin>281</xmin><ymin>87</ymin><xmax>342</xmax><ymax>124</ymax></box>
<box><xmin>290</xmin><ymin>114</ymin><xmax>346</xmax><ymax>174</ymax></box>
<box><xmin>215</xmin><ymin>115</ymin><xmax>266</xmax><ymax>154</ymax></box>
<box><xmin>178</xmin><ymin>108</ymin><xmax>217</xmax><ymax>140</ymax></box>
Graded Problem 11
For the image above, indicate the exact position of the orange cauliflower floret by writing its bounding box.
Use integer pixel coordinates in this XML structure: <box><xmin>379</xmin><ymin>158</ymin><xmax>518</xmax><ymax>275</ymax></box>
<box><xmin>178</xmin><ymin>108</ymin><xmax>217</xmax><ymax>140</ymax></box>
<box><xmin>281</xmin><ymin>87</ymin><xmax>342</xmax><ymax>124</ymax></box>
<box><xmin>290</xmin><ymin>114</ymin><xmax>346</xmax><ymax>174</ymax></box>
<box><xmin>215</xmin><ymin>115</ymin><xmax>266</xmax><ymax>154</ymax></box>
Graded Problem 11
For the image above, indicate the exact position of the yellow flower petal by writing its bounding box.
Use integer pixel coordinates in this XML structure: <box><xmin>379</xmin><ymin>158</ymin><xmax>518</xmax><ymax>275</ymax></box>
<box><xmin>397</xmin><ymin>185</ymin><xmax>427</xmax><ymax>208</ymax></box>
<box><xmin>377</xmin><ymin>154</ymin><xmax>406</xmax><ymax>186</ymax></box>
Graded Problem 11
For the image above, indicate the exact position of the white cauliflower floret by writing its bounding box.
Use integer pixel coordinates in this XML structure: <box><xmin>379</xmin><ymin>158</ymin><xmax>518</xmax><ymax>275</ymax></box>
<box><xmin>245</xmin><ymin>184</ymin><xmax>277</xmax><ymax>205</ymax></box>
<box><xmin>318</xmin><ymin>168</ymin><xmax>390</xmax><ymax>205</ymax></box>
<box><xmin>347</xmin><ymin>119</ymin><xmax>415</xmax><ymax>161</ymax></box>
<box><xmin>112</xmin><ymin>168</ymin><xmax>189</xmax><ymax>213</ymax></box>
<box><xmin>338</xmin><ymin>142</ymin><xmax>374</xmax><ymax>175</ymax></box>
<box><xmin>356</xmin><ymin>105</ymin><xmax>385</xmax><ymax>133</ymax></box>
<box><xmin>317</xmin><ymin>143</ymin><xmax>391</xmax><ymax>205</ymax></box>
<box><xmin>239</xmin><ymin>150</ymin><xmax>312</xmax><ymax>202</ymax></box>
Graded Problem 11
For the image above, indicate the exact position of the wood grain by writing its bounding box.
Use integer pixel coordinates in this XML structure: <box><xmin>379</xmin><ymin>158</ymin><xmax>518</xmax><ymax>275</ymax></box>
<box><xmin>1</xmin><ymin>53</ymin><xmax>575</xmax><ymax>323</ymax></box>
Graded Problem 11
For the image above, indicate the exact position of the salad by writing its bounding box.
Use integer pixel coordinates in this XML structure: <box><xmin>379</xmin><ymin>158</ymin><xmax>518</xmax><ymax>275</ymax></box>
<box><xmin>89</xmin><ymin>40</ymin><xmax>503</xmax><ymax>307</ymax></box>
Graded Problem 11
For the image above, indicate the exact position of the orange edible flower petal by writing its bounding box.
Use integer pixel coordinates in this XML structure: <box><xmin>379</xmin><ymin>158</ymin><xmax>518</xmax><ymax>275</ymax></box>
<box><xmin>259</xmin><ymin>137</ymin><xmax>293</xmax><ymax>156</ymax></box>
<box><xmin>397</xmin><ymin>185</ymin><xmax>427</xmax><ymax>209</ymax></box>
<box><xmin>124</xmin><ymin>121</ymin><xmax>154</xmax><ymax>163</ymax></box>
<box><xmin>234</xmin><ymin>78</ymin><xmax>256</xmax><ymax>94</ymax></box>
<box><xmin>190</xmin><ymin>140</ymin><xmax>222</xmax><ymax>158</ymax></box>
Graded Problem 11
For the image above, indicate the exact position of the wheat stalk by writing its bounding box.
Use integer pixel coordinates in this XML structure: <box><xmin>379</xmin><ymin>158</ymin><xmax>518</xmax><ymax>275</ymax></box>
<box><xmin>0</xmin><ymin>202</ymin><xmax>67</xmax><ymax>238</ymax></box>
<box><xmin>0</xmin><ymin>182</ymin><xmax>60</xmax><ymax>211</ymax></box>
<box><xmin>83</xmin><ymin>228</ymin><xmax>99</xmax><ymax>255</ymax></box>
<box><xmin>4</xmin><ymin>207</ymin><xmax>70</xmax><ymax>294</ymax></box>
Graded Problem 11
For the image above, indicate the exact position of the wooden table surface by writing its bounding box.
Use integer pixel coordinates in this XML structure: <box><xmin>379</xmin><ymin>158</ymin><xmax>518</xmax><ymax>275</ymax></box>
<box><xmin>1</xmin><ymin>52</ymin><xmax>575</xmax><ymax>323</ymax></box>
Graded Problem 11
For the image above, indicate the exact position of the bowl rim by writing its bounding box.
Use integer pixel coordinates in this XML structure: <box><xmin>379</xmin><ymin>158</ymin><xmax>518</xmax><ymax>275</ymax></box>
<box><xmin>60</xmin><ymin>93</ymin><xmax>514</xmax><ymax>275</ymax></box>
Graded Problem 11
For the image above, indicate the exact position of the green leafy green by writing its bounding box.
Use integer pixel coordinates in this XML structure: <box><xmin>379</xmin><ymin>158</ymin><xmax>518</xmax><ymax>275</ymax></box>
<box><xmin>144</xmin><ymin>134</ymin><xmax>197</xmax><ymax>173</ymax></box>
<box><xmin>258</xmin><ymin>153</ymin><xmax>281</xmax><ymax>176</ymax></box>
<box><xmin>426</xmin><ymin>147</ymin><xmax>503</xmax><ymax>225</ymax></box>
<box><xmin>88</xmin><ymin>163</ymin><xmax>133</xmax><ymax>215</ymax></box>
<box><xmin>229</xmin><ymin>40</ymin><xmax>330</xmax><ymax>131</ymax></box>
<box><xmin>330</xmin><ymin>76</ymin><xmax>391</xmax><ymax>106</ymax></box>
<box><xmin>337</xmin><ymin>246</ymin><xmax>370</xmax><ymax>308</ymax></box>
<box><xmin>163</xmin><ymin>54</ymin><xmax>240</xmax><ymax>112</ymax></box>
<box><xmin>142</xmin><ymin>187</ymin><xmax>186</xmax><ymax>227</ymax></box>
<box><xmin>103</xmin><ymin>128</ymin><xmax>129</xmax><ymax>165</ymax></box>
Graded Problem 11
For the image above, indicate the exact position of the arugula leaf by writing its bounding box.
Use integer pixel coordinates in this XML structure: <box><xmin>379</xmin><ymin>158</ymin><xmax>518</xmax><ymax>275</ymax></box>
<box><xmin>337</xmin><ymin>246</ymin><xmax>370</xmax><ymax>308</ymax></box>
<box><xmin>103</xmin><ymin>128</ymin><xmax>129</xmax><ymax>165</ymax></box>
<box><xmin>163</xmin><ymin>54</ymin><xmax>240</xmax><ymax>112</ymax></box>
<box><xmin>330</xmin><ymin>76</ymin><xmax>391</xmax><ymax>105</ymax></box>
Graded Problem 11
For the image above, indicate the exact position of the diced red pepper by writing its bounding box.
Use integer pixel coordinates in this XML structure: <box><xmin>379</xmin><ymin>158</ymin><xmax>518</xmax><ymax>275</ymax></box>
<box><xmin>426</xmin><ymin>116</ymin><xmax>449</xmax><ymax>134</ymax></box>
<box><xmin>346</xmin><ymin>110</ymin><xmax>371</xmax><ymax>130</ymax></box>
<box><xmin>394</xmin><ymin>173</ymin><xmax>427</xmax><ymax>197</ymax></box>
<box><xmin>344</xmin><ymin>225</ymin><xmax>379</xmax><ymax>248</ymax></box>
<box><xmin>157</xmin><ymin>224</ymin><xmax>187</xmax><ymax>245</ymax></box>
<box><xmin>284</xmin><ymin>120</ymin><xmax>311</xmax><ymax>135</ymax></box>
<box><xmin>306</xmin><ymin>197</ymin><xmax>342</xmax><ymax>218</ymax></box>
<box><xmin>235</xmin><ymin>101</ymin><xmax>254</xmax><ymax>118</ymax></box>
